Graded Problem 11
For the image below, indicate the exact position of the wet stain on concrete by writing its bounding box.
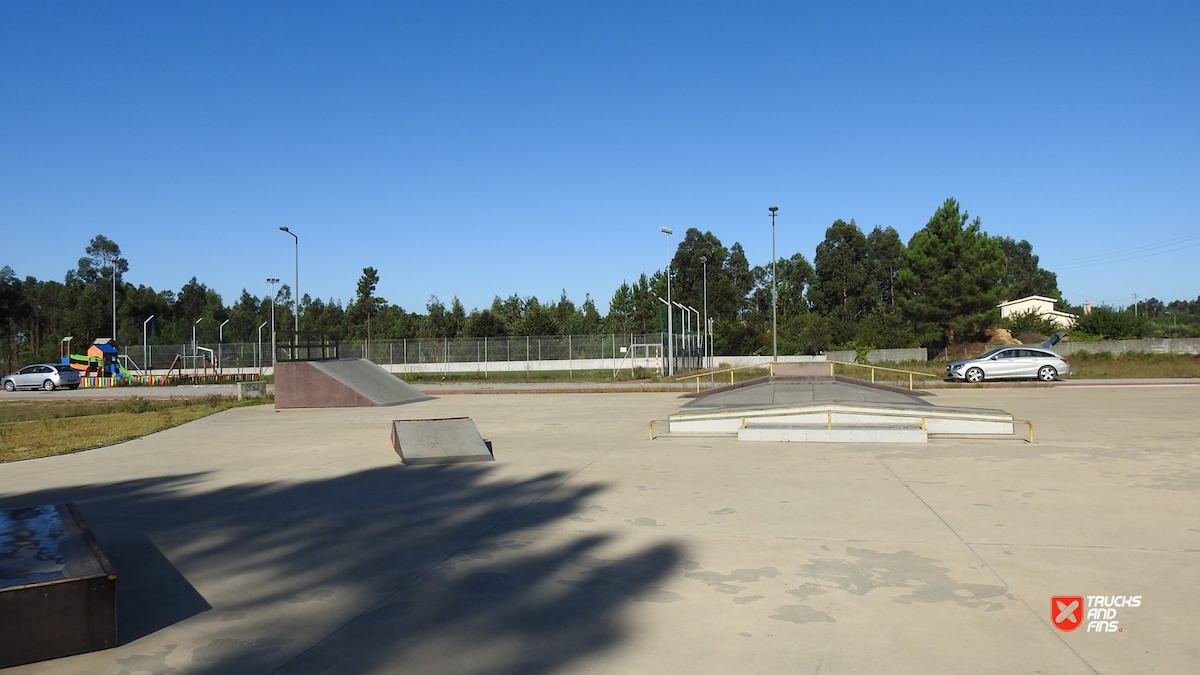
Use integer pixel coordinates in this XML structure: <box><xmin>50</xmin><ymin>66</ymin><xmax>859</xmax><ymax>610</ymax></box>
<box><xmin>733</xmin><ymin>595</ymin><xmax>764</xmax><ymax>604</ymax></box>
<box><xmin>770</xmin><ymin>604</ymin><xmax>835</xmax><ymax>624</ymax></box>
<box><xmin>799</xmin><ymin>547</ymin><xmax>1008</xmax><ymax>610</ymax></box>
<box><xmin>590</xmin><ymin>505</ymin><xmax>608</xmax><ymax>512</ymax></box>
<box><xmin>284</xmin><ymin>589</ymin><xmax>334</xmax><ymax>603</ymax></box>
<box><xmin>221</xmin><ymin>611</ymin><xmax>247</xmax><ymax>622</ymax></box>
<box><xmin>680</xmin><ymin>560</ymin><xmax>702</xmax><ymax>570</ymax></box>
<box><xmin>191</xmin><ymin>637</ymin><xmax>292</xmax><ymax>663</ymax></box>
<box><xmin>708</xmin><ymin>508</ymin><xmax>738</xmax><ymax>516</ymax></box>
<box><xmin>569</xmin><ymin>516</ymin><xmax>596</xmax><ymax>523</ymax></box>
<box><xmin>786</xmin><ymin>584</ymin><xmax>829</xmax><ymax>601</ymax></box>
<box><xmin>459</xmin><ymin>571</ymin><xmax>516</xmax><ymax>594</ymax></box>
<box><xmin>624</xmin><ymin>585</ymin><xmax>684</xmax><ymax>603</ymax></box>
<box><xmin>685</xmin><ymin>567</ymin><xmax>781</xmax><ymax>594</ymax></box>
<box><xmin>115</xmin><ymin>644</ymin><xmax>177</xmax><ymax>675</ymax></box>
<box><xmin>627</xmin><ymin>517</ymin><xmax>664</xmax><ymax>527</ymax></box>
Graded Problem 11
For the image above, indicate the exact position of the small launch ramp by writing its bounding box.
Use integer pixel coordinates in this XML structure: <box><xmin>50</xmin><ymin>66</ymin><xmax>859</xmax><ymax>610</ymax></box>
<box><xmin>275</xmin><ymin>359</ymin><xmax>433</xmax><ymax>409</ymax></box>
<box><xmin>392</xmin><ymin>418</ymin><xmax>494</xmax><ymax>465</ymax></box>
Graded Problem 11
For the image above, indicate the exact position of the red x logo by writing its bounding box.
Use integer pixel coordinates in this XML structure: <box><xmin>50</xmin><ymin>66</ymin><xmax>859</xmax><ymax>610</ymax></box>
<box><xmin>1052</xmin><ymin>596</ymin><xmax>1084</xmax><ymax>631</ymax></box>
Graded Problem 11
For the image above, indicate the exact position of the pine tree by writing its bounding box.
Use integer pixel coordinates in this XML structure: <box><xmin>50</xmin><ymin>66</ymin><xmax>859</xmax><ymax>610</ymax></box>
<box><xmin>898</xmin><ymin>199</ymin><xmax>1005</xmax><ymax>345</ymax></box>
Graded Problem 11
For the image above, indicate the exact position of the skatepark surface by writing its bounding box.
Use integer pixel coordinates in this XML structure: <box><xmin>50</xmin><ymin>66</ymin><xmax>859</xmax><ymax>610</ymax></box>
<box><xmin>1</xmin><ymin>385</ymin><xmax>1198</xmax><ymax>674</ymax></box>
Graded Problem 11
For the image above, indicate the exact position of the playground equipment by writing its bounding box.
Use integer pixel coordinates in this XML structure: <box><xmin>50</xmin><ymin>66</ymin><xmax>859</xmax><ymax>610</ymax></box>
<box><xmin>61</xmin><ymin>337</ymin><xmax>132</xmax><ymax>380</ymax></box>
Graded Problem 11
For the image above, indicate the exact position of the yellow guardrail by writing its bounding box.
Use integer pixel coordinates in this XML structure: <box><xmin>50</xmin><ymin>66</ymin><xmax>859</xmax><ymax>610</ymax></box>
<box><xmin>674</xmin><ymin>360</ymin><xmax>940</xmax><ymax>391</ymax></box>
<box><xmin>674</xmin><ymin>364</ymin><xmax>771</xmax><ymax>390</ymax></box>
<box><xmin>823</xmin><ymin>361</ymin><xmax>940</xmax><ymax>390</ymax></box>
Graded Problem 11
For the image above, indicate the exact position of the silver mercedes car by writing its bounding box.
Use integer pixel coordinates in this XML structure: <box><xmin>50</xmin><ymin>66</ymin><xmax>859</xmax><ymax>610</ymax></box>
<box><xmin>946</xmin><ymin>346</ymin><xmax>1071</xmax><ymax>383</ymax></box>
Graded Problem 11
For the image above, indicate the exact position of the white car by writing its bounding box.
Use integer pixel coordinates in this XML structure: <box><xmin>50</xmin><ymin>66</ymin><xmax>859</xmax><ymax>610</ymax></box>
<box><xmin>946</xmin><ymin>346</ymin><xmax>1071</xmax><ymax>383</ymax></box>
<box><xmin>2</xmin><ymin>364</ymin><xmax>83</xmax><ymax>391</ymax></box>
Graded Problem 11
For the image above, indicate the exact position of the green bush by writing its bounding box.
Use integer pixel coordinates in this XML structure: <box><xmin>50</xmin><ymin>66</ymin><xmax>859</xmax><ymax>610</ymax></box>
<box><xmin>1071</xmin><ymin>307</ymin><xmax>1149</xmax><ymax>340</ymax></box>
<box><xmin>1001</xmin><ymin>309</ymin><xmax>1061</xmax><ymax>337</ymax></box>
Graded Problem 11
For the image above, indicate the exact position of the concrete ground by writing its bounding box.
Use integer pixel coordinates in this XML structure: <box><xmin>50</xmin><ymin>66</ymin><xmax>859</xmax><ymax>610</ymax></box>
<box><xmin>1</xmin><ymin>385</ymin><xmax>1197</xmax><ymax>674</ymax></box>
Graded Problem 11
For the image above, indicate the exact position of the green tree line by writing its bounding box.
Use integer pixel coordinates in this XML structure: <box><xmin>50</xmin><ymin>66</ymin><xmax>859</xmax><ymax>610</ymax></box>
<box><xmin>3</xmin><ymin>198</ymin><xmax>1197</xmax><ymax>371</ymax></box>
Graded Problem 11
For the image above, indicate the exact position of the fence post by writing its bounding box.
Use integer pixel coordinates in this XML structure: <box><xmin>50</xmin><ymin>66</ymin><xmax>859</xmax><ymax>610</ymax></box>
<box><xmin>569</xmin><ymin>334</ymin><xmax>572</xmax><ymax>378</ymax></box>
<box><xmin>484</xmin><ymin>337</ymin><xmax>488</xmax><ymax>379</ymax></box>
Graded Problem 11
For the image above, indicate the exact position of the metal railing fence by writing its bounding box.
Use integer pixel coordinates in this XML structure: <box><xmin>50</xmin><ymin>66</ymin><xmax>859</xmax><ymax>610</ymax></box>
<box><xmin>123</xmin><ymin>333</ymin><xmax>701</xmax><ymax>373</ymax></box>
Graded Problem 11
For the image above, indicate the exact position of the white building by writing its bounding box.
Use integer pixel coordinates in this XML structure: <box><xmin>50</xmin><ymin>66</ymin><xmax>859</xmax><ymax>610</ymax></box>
<box><xmin>997</xmin><ymin>295</ymin><xmax>1079</xmax><ymax>329</ymax></box>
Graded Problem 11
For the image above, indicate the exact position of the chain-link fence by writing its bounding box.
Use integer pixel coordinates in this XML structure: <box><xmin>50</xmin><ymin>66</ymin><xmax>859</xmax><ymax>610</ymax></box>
<box><xmin>124</xmin><ymin>332</ymin><xmax>711</xmax><ymax>374</ymax></box>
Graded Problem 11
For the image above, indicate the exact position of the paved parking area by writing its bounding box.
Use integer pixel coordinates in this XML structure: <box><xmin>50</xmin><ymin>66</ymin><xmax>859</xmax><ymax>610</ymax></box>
<box><xmin>1</xmin><ymin>386</ymin><xmax>1197</xmax><ymax>674</ymax></box>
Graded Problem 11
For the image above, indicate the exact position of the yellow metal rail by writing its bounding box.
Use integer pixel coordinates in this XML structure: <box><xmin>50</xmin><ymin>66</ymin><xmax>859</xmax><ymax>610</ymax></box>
<box><xmin>674</xmin><ymin>364</ymin><xmax>771</xmax><ymax>391</ymax></box>
<box><xmin>674</xmin><ymin>360</ymin><xmax>940</xmax><ymax>392</ymax></box>
<box><xmin>824</xmin><ymin>361</ymin><xmax>940</xmax><ymax>391</ymax></box>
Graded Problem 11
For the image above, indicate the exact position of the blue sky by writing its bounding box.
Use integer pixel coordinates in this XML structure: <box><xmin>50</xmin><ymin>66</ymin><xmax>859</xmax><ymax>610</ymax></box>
<box><xmin>2</xmin><ymin>1</ymin><xmax>1197</xmax><ymax>313</ymax></box>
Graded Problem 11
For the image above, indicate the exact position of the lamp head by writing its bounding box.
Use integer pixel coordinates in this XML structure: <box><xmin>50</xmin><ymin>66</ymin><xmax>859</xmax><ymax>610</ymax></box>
<box><xmin>279</xmin><ymin>226</ymin><xmax>289</xmax><ymax>232</ymax></box>
<box><xmin>699</xmin><ymin>256</ymin><xmax>707</xmax><ymax>264</ymax></box>
<box><xmin>768</xmin><ymin>206</ymin><xmax>778</xmax><ymax>213</ymax></box>
<box><xmin>660</xmin><ymin>227</ymin><xmax>673</xmax><ymax>235</ymax></box>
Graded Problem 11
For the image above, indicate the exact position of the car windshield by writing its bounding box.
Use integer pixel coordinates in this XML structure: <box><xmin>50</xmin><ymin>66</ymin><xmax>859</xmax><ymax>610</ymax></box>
<box><xmin>979</xmin><ymin>348</ymin><xmax>1007</xmax><ymax>359</ymax></box>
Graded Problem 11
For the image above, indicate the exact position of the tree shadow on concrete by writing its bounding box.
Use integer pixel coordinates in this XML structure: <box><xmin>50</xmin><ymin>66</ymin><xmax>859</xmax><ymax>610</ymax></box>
<box><xmin>1</xmin><ymin>463</ymin><xmax>682</xmax><ymax>675</ymax></box>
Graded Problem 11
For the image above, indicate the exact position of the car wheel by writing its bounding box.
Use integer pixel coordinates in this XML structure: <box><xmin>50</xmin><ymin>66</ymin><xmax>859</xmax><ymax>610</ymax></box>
<box><xmin>42</xmin><ymin>379</ymin><xmax>57</xmax><ymax>391</ymax></box>
<box><xmin>965</xmin><ymin>367</ymin><xmax>985</xmax><ymax>384</ymax></box>
<box><xmin>2</xmin><ymin>380</ymin><xmax>14</xmax><ymax>392</ymax></box>
<box><xmin>1038</xmin><ymin>365</ymin><xmax>1058</xmax><ymax>382</ymax></box>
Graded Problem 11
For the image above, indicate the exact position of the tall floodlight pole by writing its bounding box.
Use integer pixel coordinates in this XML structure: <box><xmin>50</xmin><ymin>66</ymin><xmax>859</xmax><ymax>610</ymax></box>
<box><xmin>660</xmin><ymin>227</ymin><xmax>674</xmax><ymax>376</ymax></box>
<box><xmin>143</xmin><ymin>315</ymin><xmax>154</xmax><ymax>373</ymax></box>
<box><xmin>109</xmin><ymin>255</ymin><xmax>122</xmax><ymax>342</ymax></box>
<box><xmin>700</xmin><ymin>256</ymin><xmax>709</xmax><ymax>373</ymax></box>
<box><xmin>279</xmin><ymin>227</ymin><xmax>299</xmax><ymax>332</ymax></box>
<box><xmin>267</xmin><ymin>278</ymin><xmax>279</xmax><ymax>372</ymax></box>
<box><xmin>768</xmin><ymin>206</ymin><xmax>779</xmax><ymax>363</ymax></box>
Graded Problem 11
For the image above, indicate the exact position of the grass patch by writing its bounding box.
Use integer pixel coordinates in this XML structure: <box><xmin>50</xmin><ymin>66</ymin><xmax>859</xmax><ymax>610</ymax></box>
<box><xmin>1057</xmin><ymin>352</ymin><xmax>1200</xmax><ymax>379</ymax></box>
<box><xmin>0</xmin><ymin>395</ymin><xmax>271</xmax><ymax>463</ymax></box>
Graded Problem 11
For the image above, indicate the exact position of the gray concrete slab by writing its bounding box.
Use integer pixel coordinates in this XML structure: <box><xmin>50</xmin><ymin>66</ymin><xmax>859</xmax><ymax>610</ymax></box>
<box><xmin>0</xmin><ymin>386</ymin><xmax>1196</xmax><ymax>673</ymax></box>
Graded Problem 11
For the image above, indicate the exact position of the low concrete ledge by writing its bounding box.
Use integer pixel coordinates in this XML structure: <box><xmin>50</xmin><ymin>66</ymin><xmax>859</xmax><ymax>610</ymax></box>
<box><xmin>738</xmin><ymin>425</ymin><xmax>928</xmax><ymax>443</ymax></box>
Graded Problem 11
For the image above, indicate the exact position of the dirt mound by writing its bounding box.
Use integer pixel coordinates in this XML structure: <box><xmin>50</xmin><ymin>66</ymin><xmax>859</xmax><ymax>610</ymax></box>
<box><xmin>934</xmin><ymin>328</ymin><xmax>1022</xmax><ymax>361</ymax></box>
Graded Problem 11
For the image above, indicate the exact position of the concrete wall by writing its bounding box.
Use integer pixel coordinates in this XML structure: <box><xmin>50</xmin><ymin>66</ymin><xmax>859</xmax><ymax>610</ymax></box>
<box><xmin>822</xmin><ymin>348</ymin><xmax>928</xmax><ymax>363</ymax></box>
<box><xmin>1054</xmin><ymin>338</ymin><xmax>1200</xmax><ymax>356</ymax></box>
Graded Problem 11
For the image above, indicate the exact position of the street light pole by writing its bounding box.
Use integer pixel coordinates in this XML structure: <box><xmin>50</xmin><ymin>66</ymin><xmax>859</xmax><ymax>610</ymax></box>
<box><xmin>142</xmin><ymin>315</ymin><xmax>154</xmax><ymax>373</ymax></box>
<box><xmin>193</xmin><ymin>318</ymin><xmax>204</xmax><ymax>374</ymax></box>
<box><xmin>267</xmin><ymin>278</ymin><xmax>279</xmax><ymax>373</ymax></box>
<box><xmin>700</xmin><ymin>256</ymin><xmax>709</xmax><ymax>373</ymax></box>
<box><xmin>109</xmin><ymin>255</ymin><xmax>122</xmax><ymax>343</ymax></box>
<box><xmin>218</xmin><ymin>319</ymin><xmax>230</xmax><ymax>374</ymax></box>
<box><xmin>769</xmin><ymin>206</ymin><xmax>779</xmax><ymax>363</ymax></box>
<box><xmin>257</xmin><ymin>321</ymin><xmax>268</xmax><ymax>377</ymax></box>
<box><xmin>279</xmin><ymin>227</ymin><xmax>299</xmax><ymax>332</ymax></box>
<box><xmin>661</xmin><ymin>227</ymin><xmax>674</xmax><ymax>376</ymax></box>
